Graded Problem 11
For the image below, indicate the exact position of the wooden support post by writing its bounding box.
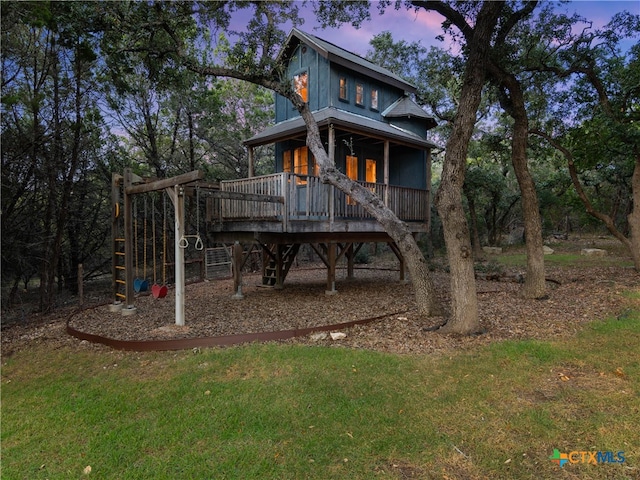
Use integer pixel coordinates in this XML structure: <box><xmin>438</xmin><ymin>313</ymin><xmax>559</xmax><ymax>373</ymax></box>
<box><xmin>329</xmin><ymin>125</ymin><xmax>335</xmax><ymax>230</ymax></box>
<box><xmin>248</xmin><ymin>147</ymin><xmax>254</xmax><ymax>178</ymax></box>
<box><xmin>122</xmin><ymin>169</ymin><xmax>136</xmax><ymax>315</ymax></box>
<box><xmin>325</xmin><ymin>242</ymin><xmax>337</xmax><ymax>295</ymax></box>
<box><xmin>274</xmin><ymin>244</ymin><xmax>285</xmax><ymax>290</ymax></box>
<box><xmin>166</xmin><ymin>185</ymin><xmax>186</xmax><ymax>326</ymax></box>
<box><xmin>232</xmin><ymin>241</ymin><xmax>244</xmax><ymax>299</ymax></box>
<box><xmin>346</xmin><ymin>243</ymin><xmax>355</xmax><ymax>279</ymax></box>
<box><xmin>78</xmin><ymin>263</ymin><xmax>84</xmax><ymax>306</ymax></box>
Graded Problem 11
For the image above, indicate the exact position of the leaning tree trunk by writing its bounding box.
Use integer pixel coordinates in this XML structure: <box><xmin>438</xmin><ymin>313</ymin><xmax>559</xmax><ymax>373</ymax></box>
<box><xmin>298</xmin><ymin>104</ymin><xmax>441</xmax><ymax>317</ymax></box>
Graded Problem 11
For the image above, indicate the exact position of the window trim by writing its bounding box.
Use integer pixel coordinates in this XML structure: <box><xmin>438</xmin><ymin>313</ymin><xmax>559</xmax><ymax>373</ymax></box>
<box><xmin>339</xmin><ymin>77</ymin><xmax>348</xmax><ymax>102</ymax></box>
<box><xmin>355</xmin><ymin>82</ymin><xmax>364</xmax><ymax>107</ymax></box>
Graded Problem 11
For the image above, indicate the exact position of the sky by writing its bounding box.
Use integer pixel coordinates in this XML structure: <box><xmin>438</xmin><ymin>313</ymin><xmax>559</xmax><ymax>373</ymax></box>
<box><xmin>272</xmin><ymin>1</ymin><xmax>640</xmax><ymax>56</ymax></box>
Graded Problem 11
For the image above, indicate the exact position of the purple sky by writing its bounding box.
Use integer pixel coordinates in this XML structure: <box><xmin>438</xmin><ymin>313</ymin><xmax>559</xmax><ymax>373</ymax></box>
<box><xmin>280</xmin><ymin>1</ymin><xmax>639</xmax><ymax>55</ymax></box>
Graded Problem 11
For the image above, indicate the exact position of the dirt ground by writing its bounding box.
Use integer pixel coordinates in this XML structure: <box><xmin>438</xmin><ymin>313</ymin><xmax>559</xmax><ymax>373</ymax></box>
<box><xmin>2</xmin><ymin>242</ymin><xmax>638</xmax><ymax>356</ymax></box>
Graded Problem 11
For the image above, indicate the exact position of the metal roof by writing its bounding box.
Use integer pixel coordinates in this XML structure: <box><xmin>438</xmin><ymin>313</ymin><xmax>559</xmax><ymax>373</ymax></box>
<box><xmin>382</xmin><ymin>97</ymin><xmax>436</xmax><ymax>125</ymax></box>
<box><xmin>281</xmin><ymin>28</ymin><xmax>417</xmax><ymax>94</ymax></box>
<box><xmin>244</xmin><ymin>107</ymin><xmax>436</xmax><ymax>149</ymax></box>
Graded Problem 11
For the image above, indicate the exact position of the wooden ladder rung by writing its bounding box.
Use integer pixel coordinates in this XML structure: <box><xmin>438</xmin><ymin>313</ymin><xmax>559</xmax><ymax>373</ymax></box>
<box><xmin>115</xmin><ymin>293</ymin><xmax>126</xmax><ymax>299</ymax></box>
<box><xmin>116</xmin><ymin>279</ymin><xmax>126</xmax><ymax>285</ymax></box>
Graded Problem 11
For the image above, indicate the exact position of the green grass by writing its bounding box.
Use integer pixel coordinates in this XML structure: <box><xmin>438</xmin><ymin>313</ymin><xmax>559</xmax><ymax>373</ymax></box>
<box><xmin>496</xmin><ymin>252</ymin><xmax>634</xmax><ymax>268</ymax></box>
<box><xmin>3</xmin><ymin>310</ymin><xmax>639</xmax><ymax>479</ymax></box>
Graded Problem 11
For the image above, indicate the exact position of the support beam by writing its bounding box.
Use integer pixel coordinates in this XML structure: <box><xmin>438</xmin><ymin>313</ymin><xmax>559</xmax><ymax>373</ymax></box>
<box><xmin>325</xmin><ymin>242</ymin><xmax>337</xmax><ymax>295</ymax></box>
<box><xmin>232</xmin><ymin>241</ymin><xmax>244</xmax><ymax>299</ymax></box>
<box><xmin>126</xmin><ymin>170</ymin><xmax>203</xmax><ymax>195</ymax></box>
<box><xmin>166</xmin><ymin>186</ymin><xmax>186</xmax><ymax>326</ymax></box>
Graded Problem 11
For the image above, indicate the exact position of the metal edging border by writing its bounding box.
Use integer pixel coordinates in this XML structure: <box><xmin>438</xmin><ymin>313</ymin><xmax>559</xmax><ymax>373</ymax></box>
<box><xmin>66</xmin><ymin>305</ymin><xmax>408</xmax><ymax>352</ymax></box>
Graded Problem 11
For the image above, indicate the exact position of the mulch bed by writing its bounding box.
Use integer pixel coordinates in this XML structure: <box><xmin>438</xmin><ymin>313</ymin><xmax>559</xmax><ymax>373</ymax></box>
<box><xmin>4</xmin><ymin>261</ymin><xmax>636</xmax><ymax>356</ymax></box>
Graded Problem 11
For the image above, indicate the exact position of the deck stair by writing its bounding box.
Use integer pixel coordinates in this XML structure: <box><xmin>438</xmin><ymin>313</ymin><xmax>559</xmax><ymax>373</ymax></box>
<box><xmin>261</xmin><ymin>243</ymin><xmax>300</xmax><ymax>287</ymax></box>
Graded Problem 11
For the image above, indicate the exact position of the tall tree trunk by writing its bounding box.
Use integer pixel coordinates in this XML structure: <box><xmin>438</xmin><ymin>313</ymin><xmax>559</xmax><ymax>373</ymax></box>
<box><xmin>464</xmin><ymin>185</ymin><xmax>484</xmax><ymax>259</ymax></box>
<box><xmin>627</xmin><ymin>153</ymin><xmax>640</xmax><ymax>270</ymax></box>
<box><xmin>434</xmin><ymin>2</ymin><xmax>504</xmax><ymax>334</ymax></box>
<box><xmin>510</xmin><ymin>98</ymin><xmax>545</xmax><ymax>298</ymax></box>
<box><xmin>490</xmin><ymin>65</ymin><xmax>546</xmax><ymax>298</ymax></box>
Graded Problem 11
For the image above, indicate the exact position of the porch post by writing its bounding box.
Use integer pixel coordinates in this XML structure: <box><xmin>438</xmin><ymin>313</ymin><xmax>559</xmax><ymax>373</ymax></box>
<box><xmin>383</xmin><ymin>140</ymin><xmax>390</xmax><ymax>206</ymax></box>
<box><xmin>329</xmin><ymin>125</ymin><xmax>336</xmax><ymax>230</ymax></box>
<box><xmin>248</xmin><ymin>147</ymin><xmax>254</xmax><ymax>178</ymax></box>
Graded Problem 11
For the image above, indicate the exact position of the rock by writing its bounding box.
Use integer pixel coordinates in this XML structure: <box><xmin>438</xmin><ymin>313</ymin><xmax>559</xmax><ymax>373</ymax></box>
<box><xmin>543</xmin><ymin>245</ymin><xmax>554</xmax><ymax>255</ymax></box>
<box><xmin>482</xmin><ymin>246</ymin><xmax>503</xmax><ymax>255</ymax></box>
<box><xmin>581</xmin><ymin>248</ymin><xmax>607</xmax><ymax>257</ymax></box>
<box><xmin>310</xmin><ymin>332</ymin><xmax>328</xmax><ymax>341</ymax></box>
<box><xmin>330</xmin><ymin>332</ymin><xmax>347</xmax><ymax>340</ymax></box>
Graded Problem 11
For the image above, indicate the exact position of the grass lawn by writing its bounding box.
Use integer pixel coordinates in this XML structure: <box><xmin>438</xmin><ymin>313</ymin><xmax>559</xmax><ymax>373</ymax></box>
<box><xmin>2</xmin><ymin>305</ymin><xmax>639</xmax><ymax>479</ymax></box>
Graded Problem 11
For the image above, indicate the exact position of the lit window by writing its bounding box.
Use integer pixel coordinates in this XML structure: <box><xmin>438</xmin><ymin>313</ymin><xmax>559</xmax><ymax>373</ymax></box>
<box><xmin>356</xmin><ymin>83</ymin><xmax>364</xmax><ymax>105</ymax></box>
<box><xmin>346</xmin><ymin>155</ymin><xmax>358</xmax><ymax>204</ymax></box>
<box><xmin>371</xmin><ymin>89</ymin><xmax>378</xmax><ymax>110</ymax></box>
<box><xmin>283</xmin><ymin>150</ymin><xmax>292</xmax><ymax>172</ymax></box>
<box><xmin>339</xmin><ymin>77</ymin><xmax>348</xmax><ymax>101</ymax></box>
<box><xmin>366</xmin><ymin>159</ymin><xmax>376</xmax><ymax>183</ymax></box>
<box><xmin>294</xmin><ymin>72</ymin><xmax>308</xmax><ymax>102</ymax></box>
<box><xmin>294</xmin><ymin>146</ymin><xmax>309</xmax><ymax>176</ymax></box>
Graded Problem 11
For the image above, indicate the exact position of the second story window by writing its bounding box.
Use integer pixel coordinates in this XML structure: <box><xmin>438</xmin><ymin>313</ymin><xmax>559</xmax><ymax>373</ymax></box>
<box><xmin>294</xmin><ymin>71</ymin><xmax>308</xmax><ymax>102</ymax></box>
<box><xmin>356</xmin><ymin>83</ymin><xmax>364</xmax><ymax>106</ymax></box>
<box><xmin>371</xmin><ymin>89</ymin><xmax>379</xmax><ymax>110</ymax></box>
<box><xmin>339</xmin><ymin>77</ymin><xmax>348</xmax><ymax>101</ymax></box>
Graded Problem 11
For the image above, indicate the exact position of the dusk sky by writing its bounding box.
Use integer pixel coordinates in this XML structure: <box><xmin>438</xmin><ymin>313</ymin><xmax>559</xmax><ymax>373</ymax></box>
<box><xmin>263</xmin><ymin>1</ymin><xmax>640</xmax><ymax>55</ymax></box>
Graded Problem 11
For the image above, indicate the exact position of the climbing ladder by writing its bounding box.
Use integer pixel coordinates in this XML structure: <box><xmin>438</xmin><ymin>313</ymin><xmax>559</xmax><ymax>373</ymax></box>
<box><xmin>261</xmin><ymin>243</ymin><xmax>300</xmax><ymax>287</ymax></box>
<box><xmin>113</xmin><ymin>237</ymin><xmax>127</xmax><ymax>301</ymax></box>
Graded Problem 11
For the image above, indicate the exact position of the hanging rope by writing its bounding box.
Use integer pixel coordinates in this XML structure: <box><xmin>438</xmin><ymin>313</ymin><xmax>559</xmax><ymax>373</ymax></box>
<box><xmin>178</xmin><ymin>185</ymin><xmax>204</xmax><ymax>250</ymax></box>
<box><xmin>152</xmin><ymin>194</ymin><xmax>157</xmax><ymax>285</ymax></box>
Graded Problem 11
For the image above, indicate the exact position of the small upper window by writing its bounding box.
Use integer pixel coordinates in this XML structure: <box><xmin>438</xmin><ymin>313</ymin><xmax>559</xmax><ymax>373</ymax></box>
<box><xmin>294</xmin><ymin>72</ymin><xmax>308</xmax><ymax>102</ymax></box>
<box><xmin>356</xmin><ymin>83</ymin><xmax>364</xmax><ymax>106</ymax></box>
<box><xmin>371</xmin><ymin>89</ymin><xmax>379</xmax><ymax>110</ymax></box>
<box><xmin>339</xmin><ymin>77</ymin><xmax>348</xmax><ymax>101</ymax></box>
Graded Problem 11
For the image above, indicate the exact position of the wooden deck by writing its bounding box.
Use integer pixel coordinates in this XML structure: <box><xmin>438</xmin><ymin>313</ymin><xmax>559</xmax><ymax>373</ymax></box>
<box><xmin>208</xmin><ymin>172</ymin><xmax>429</xmax><ymax>235</ymax></box>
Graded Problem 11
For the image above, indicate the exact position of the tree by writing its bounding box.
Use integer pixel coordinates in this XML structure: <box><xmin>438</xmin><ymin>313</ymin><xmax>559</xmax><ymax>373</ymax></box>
<box><xmin>2</xmin><ymin>2</ymin><xmax>112</xmax><ymax>311</ymax></box>
<box><xmin>525</xmin><ymin>11</ymin><xmax>640</xmax><ymax>269</ymax></box>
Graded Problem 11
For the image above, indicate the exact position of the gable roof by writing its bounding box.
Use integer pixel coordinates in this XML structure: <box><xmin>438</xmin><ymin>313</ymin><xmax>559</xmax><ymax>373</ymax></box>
<box><xmin>280</xmin><ymin>28</ymin><xmax>417</xmax><ymax>94</ymax></box>
<box><xmin>382</xmin><ymin>97</ymin><xmax>437</xmax><ymax>129</ymax></box>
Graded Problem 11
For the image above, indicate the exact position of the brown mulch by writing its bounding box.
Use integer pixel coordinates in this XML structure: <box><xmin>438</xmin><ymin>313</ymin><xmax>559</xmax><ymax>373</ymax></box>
<box><xmin>3</xmin><ymin>261</ymin><xmax>638</xmax><ymax>356</ymax></box>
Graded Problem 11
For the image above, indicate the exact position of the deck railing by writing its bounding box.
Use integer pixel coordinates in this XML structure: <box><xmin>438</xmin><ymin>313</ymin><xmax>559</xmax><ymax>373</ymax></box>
<box><xmin>218</xmin><ymin>172</ymin><xmax>428</xmax><ymax>229</ymax></box>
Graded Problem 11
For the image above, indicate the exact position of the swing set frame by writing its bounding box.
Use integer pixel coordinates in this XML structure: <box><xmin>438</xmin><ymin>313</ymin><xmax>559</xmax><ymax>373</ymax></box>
<box><xmin>112</xmin><ymin>168</ymin><xmax>204</xmax><ymax>325</ymax></box>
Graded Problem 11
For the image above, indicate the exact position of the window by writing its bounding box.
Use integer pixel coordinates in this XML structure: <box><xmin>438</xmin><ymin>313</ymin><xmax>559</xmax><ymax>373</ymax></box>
<box><xmin>370</xmin><ymin>89</ymin><xmax>379</xmax><ymax>110</ymax></box>
<box><xmin>366</xmin><ymin>159</ymin><xmax>377</xmax><ymax>183</ymax></box>
<box><xmin>294</xmin><ymin>146</ymin><xmax>309</xmax><ymax>176</ymax></box>
<box><xmin>346</xmin><ymin>155</ymin><xmax>358</xmax><ymax>205</ymax></box>
<box><xmin>293</xmin><ymin>72</ymin><xmax>308</xmax><ymax>102</ymax></box>
<box><xmin>356</xmin><ymin>83</ymin><xmax>364</xmax><ymax>106</ymax></box>
<box><xmin>339</xmin><ymin>77</ymin><xmax>348</xmax><ymax>101</ymax></box>
<box><xmin>283</xmin><ymin>150</ymin><xmax>292</xmax><ymax>172</ymax></box>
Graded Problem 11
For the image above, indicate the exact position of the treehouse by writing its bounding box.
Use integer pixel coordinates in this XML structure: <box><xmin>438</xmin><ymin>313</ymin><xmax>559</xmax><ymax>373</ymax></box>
<box><xmin>210</xmin><ymin>28</ymin><xmax>437</xmax><ymax>293</ymax></box>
